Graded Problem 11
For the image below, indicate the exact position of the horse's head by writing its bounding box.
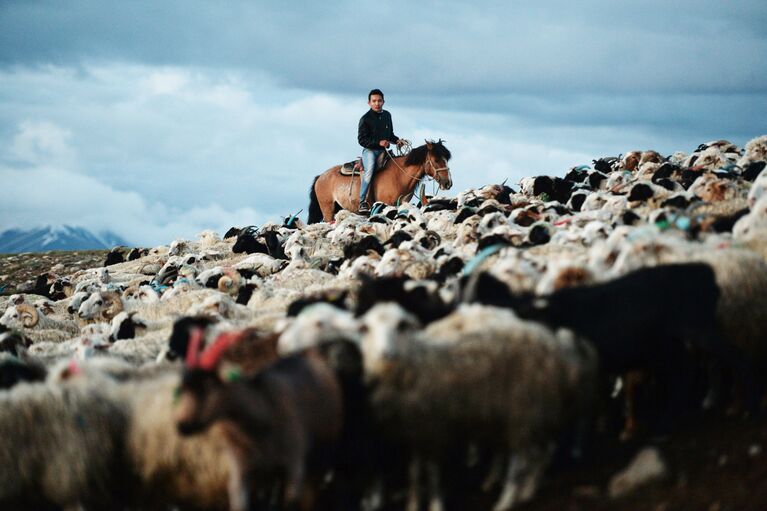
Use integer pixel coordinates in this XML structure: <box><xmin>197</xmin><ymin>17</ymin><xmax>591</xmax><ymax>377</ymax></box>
<box><xmin>424</xmin><ymin>139</ymin><xmax>453</xmax><ymax>190</ymax></box>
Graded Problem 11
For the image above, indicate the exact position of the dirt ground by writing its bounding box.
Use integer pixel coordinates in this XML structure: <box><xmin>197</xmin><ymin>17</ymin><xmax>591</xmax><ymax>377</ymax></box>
<box><xmin>1</xmin><ymin>250</ymin><xmax>767</xmax><ymax>510</ymax></box>
<box><xmin>525</xmin><ymin>412</ymin><xmax>767</xmax><ymax>511</ymax></box>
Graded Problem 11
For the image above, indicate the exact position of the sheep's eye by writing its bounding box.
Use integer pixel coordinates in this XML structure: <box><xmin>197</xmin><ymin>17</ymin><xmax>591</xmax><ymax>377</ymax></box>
<box><xmin>396</xmin><ymin>320</ymin><xmax>410</xmax><ymax>332</ymax></box>
<box><xmin>360</xmin><ymin>324</ymin><xmax>369</xmax><ymax>335</ymax></box>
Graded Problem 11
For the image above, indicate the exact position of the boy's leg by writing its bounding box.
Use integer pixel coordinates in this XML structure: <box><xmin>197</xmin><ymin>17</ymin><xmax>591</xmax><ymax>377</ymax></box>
<box><xmin>360</xmin><ymin>148</ymin><xmax>379</xmax><ymax>208</ymax></box>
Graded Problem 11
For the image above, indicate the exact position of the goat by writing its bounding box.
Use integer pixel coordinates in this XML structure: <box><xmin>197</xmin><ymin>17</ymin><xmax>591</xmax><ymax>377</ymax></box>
<box><xmin>464</xmin><ymin>263</ymin><xmax>726</xmax><ymax>434</ymax></box>
<box><xmin>176</xmin><ymin>329</ymin><xmax>343</xmax><ymax>511</ymax></box>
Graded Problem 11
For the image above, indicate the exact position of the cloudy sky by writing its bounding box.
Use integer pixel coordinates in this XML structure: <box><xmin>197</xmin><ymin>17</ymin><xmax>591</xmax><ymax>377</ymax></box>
<box><xmin>1</xmin><ymin>0</ymin><xmax>765</xmax><ymax>246</ymax></box>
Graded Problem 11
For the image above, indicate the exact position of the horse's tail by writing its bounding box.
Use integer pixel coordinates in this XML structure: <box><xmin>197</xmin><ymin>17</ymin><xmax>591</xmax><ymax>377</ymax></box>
<box><xmin>307</xmin><ymin>175</ymin><xmax>323</xmax><ymax>224</ymax></box>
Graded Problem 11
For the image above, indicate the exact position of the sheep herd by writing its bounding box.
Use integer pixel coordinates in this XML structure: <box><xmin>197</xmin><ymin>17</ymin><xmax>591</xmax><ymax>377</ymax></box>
<box><xmin>1</xmin><ymin>134</ymin><xmax>767</xmax><ymax>510</ymax></box>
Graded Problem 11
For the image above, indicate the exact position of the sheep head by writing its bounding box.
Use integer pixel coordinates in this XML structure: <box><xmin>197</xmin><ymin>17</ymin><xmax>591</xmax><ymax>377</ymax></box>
<box><xmin>175</xmin><ymin>367</ymin><xmax>224</xmax><ymax>436</ymax></box>
<box><xmin>620</xmin><ymin>151</ymin><xmax>641</xmax><ymax>171</ymax></box>
<box><xmin>217</xmin><ymin>267</ymin><xmax>242</xmax><ymax>296</ymax></box>
<box><xmin>185</xmin><ymin>328</ymin><xmax>248</xmax><ymax>372</ymax></box>
<box><xmin>176</xmin><ymin>328</ymin><xmax>253</xmax><ymax>436</ymax></box>
<box><xmin>358</xmin><ymin>303</ymin><xmax>420</xmax><ymax>376</ymax></box>
<box><xmin>15</xmin><ymin>304</ymin><xmax>39</xmax><ymax>328</ymax></box>
<box><xmin>279</xmin><ymin>304</ymin><xmax>359</xmax><ymax>355</ymax></box>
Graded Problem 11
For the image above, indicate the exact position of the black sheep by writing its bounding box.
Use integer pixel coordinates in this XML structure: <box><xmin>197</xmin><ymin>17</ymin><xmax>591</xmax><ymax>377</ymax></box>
<box><xmin>464</xmin><ymin>264</ymin><xmax>727</xmax><ymax>432</ymax></box>
<box><xmin>343</xmin><ymin>235</ymin><xmax>385</xmax><ymax>260</ymax></box>
<box><xmin>355</xmin><ymin>275</ymin><xmax>453</xmax><ymax>324</ymax></box>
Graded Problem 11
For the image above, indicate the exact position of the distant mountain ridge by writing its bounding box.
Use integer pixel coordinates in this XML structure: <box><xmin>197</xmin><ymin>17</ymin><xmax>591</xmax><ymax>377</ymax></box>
<box><xmin>0</xmin><ymin>225</ymin><xmax>129</xmax><ymax>253</ymax></box>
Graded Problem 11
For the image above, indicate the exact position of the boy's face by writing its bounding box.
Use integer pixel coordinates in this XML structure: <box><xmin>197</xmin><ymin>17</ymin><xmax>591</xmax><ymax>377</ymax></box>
<box><xmin>368</xmin><ymin>94</ymin><xmax>384</xmax><ymax>112</ymax></box>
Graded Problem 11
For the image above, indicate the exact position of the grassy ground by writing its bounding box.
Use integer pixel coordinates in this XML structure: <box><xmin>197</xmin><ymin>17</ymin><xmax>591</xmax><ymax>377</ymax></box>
<box><xmin>0</xmin><ymin>249</ymin><xmax>108</xmax><ymax>296</ymax></box>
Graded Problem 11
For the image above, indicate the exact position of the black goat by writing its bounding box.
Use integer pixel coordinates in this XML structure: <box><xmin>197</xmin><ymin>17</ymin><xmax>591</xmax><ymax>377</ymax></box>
<box><xmin>0</xmin><ymin>358</ymin><xmax>47</xmax><ymax>389</ymax></box>
<box><xmin>287</xmin><ymin>290</ymin><xmax>349</xmax><ymax>317</ymax></box>
<box><xmin>355</xmin><ymin>275</ymin><xmax>453</xmax><ymax>324</ymax></box>
<box><xmin>176</xmin><ymin>331</ymin><xmax>343</xmax><ymax>511</ymax></box>
<box><xmin>165</xmin><ymin>316</ymin><xmax>218</xmax><ymax>361</ymax></box>
<box><xmin>343</xmin><ymin>235</ymin><xmax>385</xmax><ymax>260</ymax></box>
<box><xmin>463</xmin><ymin>264</ymin><xmax>727</xmax><ymax>433</ymax></box>
<box><xmin>232</xmin><ymin>227</ymin><xmax>287</xmax><ymax>259</ymax></box>
<box><xmin>103</xmin><ymin>248</ymin><xmax>125</xmax><ymax>267</ymax></box>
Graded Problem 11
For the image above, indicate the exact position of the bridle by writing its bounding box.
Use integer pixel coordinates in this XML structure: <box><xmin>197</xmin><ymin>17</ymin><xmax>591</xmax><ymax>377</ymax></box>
<box><xmin>386</xmin><ymin>148</ymin><xmax>450</xmax><ymax>185</ymax></box>
<box><xmin>425</xmin><ymin>155</ymin><xmax>450</xmax><ymax>178</ymax></box>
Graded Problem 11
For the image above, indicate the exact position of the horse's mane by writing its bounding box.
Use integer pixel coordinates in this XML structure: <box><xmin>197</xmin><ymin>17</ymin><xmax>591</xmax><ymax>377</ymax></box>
<box><xmin>404</xmin><ymin>139</ymin><xmax>452</xmax><ymax>167</ymax></box>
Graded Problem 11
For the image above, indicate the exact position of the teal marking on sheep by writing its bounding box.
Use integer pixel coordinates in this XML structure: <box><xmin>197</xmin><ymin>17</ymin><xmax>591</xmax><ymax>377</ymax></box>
<box><xmin>675</xmin><ymin>216</ymin><xmax>691</xmax><ymax>231</ymax></box>
<box><xmin>150</xmin><ymin>282</ymin><xmax>169</xmax><ymax>293</ymax></box>
<box><xmin>370</xmin><ymin>203</ymin><xmax>384</xmax><ymax>216</ymax></box>
<box><xmin>462</xmin><ymin>244</ymin><xmax>506</xmax><ymax>276</ymax></box>
<box><xmin>286</xmin><ymin>209</ymin><xmax>303</xmax><ymax>228</ymax></box>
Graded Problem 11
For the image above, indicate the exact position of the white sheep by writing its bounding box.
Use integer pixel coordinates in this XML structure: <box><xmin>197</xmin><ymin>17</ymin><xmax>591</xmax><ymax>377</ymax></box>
<box><xmin>0</xmin><ymin>303</ymin><xmax>80</xmax><ymax>343</ymax></box>
<box><xmin>358</xmin><ymin>303</ymin><xmax>597</xmax><ymax>511</ymax></box>
<box><xmin>747</xmin><ymin>166</ymin><xmax>767</xmax><ymax>207</ymax></box>
<box><xmin>0</xmin><ymin>377</ymin><xmax>128</xmax><ymax>509</ymax></box>
<box><xmin>737</xmin><ymin>134</ymin><xmax>767</xmax><ymax>168</ymax></box>
<box><xmin>233</xmin><ymin>252</ymin><xmax>287</xmax><ymax>277</ymax></box>
<box><xmin>278</xmin><ymin>303</ymin><xmax>359</xmax><ymax>355</ymax></box>
<box><xmin>42</xmin><ymin>360</ymin><xmax>233</xmax><ymax>509</ymax></box>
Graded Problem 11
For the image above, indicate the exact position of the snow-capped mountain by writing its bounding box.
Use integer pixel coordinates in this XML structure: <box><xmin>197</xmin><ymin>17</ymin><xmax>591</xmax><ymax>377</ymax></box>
<box><xmin>0</xmin><ymin>225</ymin><xmax>130</xmax><ymax>253</ymax></box>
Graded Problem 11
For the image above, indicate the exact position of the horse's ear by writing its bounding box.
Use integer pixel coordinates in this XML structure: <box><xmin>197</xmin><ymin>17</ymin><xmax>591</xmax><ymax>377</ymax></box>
<box><xmin>425</xmin><ymin>139</ymin><xmax>433</xmax><ymax>149</ymax></box>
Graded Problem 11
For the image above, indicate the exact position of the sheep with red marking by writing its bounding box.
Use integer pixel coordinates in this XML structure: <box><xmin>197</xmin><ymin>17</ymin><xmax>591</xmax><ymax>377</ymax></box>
<box><xmin>175</xmin><ymin>329</ymin><xmax>343</xmax><ymax>511</ymax></box>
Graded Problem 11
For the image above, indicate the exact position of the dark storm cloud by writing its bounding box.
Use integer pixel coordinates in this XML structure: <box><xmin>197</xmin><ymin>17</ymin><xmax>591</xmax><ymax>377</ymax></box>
<box><xmin>1</xmin><ymin>0</ymin><xmax>765</xmax><ymax>245</ymax></box>
<box><xmin>2</xmin><ymin>0</ymin><xmax>766</xmax><ymax>95</ymax></box>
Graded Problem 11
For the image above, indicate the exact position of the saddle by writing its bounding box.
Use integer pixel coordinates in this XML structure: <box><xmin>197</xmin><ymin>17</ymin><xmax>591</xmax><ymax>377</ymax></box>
<box><xmin>339</xmin><ymin>152</ymin><xmax>390</xmax><ymax>176</ymax></box>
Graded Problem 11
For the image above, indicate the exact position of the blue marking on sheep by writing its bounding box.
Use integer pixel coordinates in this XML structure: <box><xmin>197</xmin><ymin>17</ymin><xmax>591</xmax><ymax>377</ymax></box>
<box><xmin>462</xmin><ymin>243</ymin><xmax>506</xmax><ymax>276</ymax></box>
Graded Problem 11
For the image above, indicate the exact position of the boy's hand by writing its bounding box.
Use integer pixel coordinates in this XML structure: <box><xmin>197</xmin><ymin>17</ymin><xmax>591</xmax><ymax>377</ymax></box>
<box><xmin>379</xmin><ymin>140</ymin><xmax>390</xmax><ymax>148</ymax></box>
<box><xmin>396</xmin><ymin>139</ymin><xmax>405</xmax><ymax>147</ymax></box>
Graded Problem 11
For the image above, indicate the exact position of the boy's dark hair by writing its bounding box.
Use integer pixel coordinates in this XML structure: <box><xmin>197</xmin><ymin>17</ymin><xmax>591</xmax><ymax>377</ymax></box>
<box><xmin>368</xmin><ymin>89</ymin><xmax>384</xmax><ymax>101</ymax></box>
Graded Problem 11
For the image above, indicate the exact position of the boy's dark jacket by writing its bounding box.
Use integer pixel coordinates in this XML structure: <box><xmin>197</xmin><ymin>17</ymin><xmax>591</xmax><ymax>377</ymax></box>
<box><xmin>358</xmin><ymin>109</ymin><xmax>399</xmax><ymax>150</ymax></box>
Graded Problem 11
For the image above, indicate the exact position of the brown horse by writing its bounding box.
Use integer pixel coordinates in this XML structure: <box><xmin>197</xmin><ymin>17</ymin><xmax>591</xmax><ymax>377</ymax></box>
<box><xmin>307</xmin><ymin>140</ymin><xmax>453</xmax><ymax>223</ymax></box>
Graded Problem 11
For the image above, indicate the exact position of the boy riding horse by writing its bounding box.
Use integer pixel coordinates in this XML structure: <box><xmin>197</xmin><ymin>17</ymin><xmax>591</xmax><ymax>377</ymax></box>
<box><xmin>357</xmin><ymin>89</ymin><xmax>404</xmax><ymax>215</ymax></box>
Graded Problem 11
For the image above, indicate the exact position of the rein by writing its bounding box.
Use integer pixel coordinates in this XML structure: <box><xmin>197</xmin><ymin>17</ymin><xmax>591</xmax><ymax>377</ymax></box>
<box><xmin>385</xmin><ymin>148</ymin><xmax>422</xmax><ymax>182</ymax></box>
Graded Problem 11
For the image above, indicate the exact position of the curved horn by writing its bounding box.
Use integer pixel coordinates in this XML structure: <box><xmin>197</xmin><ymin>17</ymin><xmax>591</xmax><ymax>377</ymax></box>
<box><xmin>16</xmin><ymin>304</ymin><xmax>39</xmax><ymax>328</ymax></box>
<box><xmin>427</xmin><ymin>230</ymin><xmax>442</xmax><ymax>245</ymax></box>
<box><xmin>217</xmin><ymin>267</ymin><xmax>242</xmax><ymax>296</ymax></box>
<box><xmin>101</xmin><ymin>291</ymin><xmax>124</xmax><ymax>320</ymax></box>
